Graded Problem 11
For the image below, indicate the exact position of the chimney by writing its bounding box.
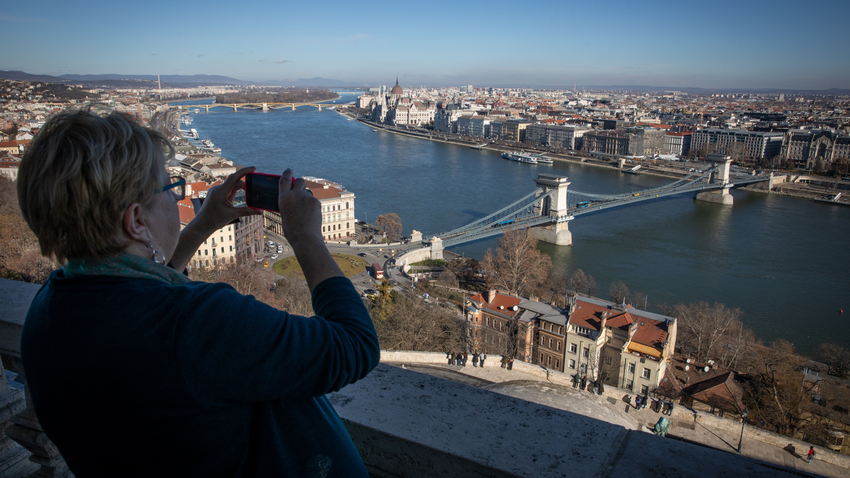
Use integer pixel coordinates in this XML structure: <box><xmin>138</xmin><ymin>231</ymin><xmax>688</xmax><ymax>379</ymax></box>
<box><xmin>601</xmin><ymin>311</ymin><xmax>608</xmax><ymax>330</ymax></box>
<box><xmin>486</xmin><ymin>289</ymin><xmax>496</xmax><ymax>304</ymax></box>
<box><xmin>568</xmin><ymin>295</ymin><xmax>577</xmax><ymax>314</ymax></box>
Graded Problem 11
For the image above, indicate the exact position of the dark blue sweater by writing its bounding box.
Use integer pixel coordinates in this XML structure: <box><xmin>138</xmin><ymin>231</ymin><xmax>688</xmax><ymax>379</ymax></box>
<box><xmin>21</xmin><ymin>271</ymin><xmax>379</xmax><ymax>477</ymax></box>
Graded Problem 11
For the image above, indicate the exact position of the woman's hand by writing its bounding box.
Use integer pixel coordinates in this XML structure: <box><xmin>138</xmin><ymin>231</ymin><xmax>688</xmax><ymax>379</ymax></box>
<box><xmin>277</xmin><ymin>169</ymin><xmax>344</xmax><ymax>292</ymax></box>
<box><xmin>277</xmin><ymin>168</ymin><xmax>322</xmax><ymax>248</ymax></box>
<box><xmin>168</xmin><ymin>167</ymin><xmax>261</xmax><ymax>273</ymax></box>
<box><xmin>196</xmin><ymin>166</ymin><xmax>262</xmax><ymax>231</ymax></box>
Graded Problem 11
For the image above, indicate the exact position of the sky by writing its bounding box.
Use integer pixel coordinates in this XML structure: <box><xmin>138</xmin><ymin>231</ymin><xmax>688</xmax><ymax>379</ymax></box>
<box><xmin>2</xmin><ymin>0</ymin><xmax>849</xmax><ymax>90</ymax></box>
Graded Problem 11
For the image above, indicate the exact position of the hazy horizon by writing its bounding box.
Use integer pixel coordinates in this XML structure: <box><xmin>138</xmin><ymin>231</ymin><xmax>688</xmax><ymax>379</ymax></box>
<box><xmin>2</xmin><ymin>0</ymin><xmax>849</xmax><ymax>90</ymax></box>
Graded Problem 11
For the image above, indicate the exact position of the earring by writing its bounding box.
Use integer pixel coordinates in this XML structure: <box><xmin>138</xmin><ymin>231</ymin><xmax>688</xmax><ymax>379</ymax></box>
<box><xmin>148</xmin><ymin>243</ymin><xmax>166</xmax><ymax>264</ymax></box>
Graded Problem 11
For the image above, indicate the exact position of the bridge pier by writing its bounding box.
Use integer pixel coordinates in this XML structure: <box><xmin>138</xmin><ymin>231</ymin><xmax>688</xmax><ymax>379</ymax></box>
<box><xmin>291</xmin><ymin>104</ymin><xmax>296</xmax><ymax>111</ymax></box>
<box><xmin>695</xmin><ymin>154</ymin><xmax>734</xmax><ymax>206</ymax></box>
<box><xmin>232</xmin><ymin>104</ymin><xmax>238</xmax><ymax>112</ymax></box>
<box><xmin>532</xmin><ymin>174</ymin><xmax>573</xmax><ymax>246</ymax></box>
<box><xmin>695</xmin><ymin>188</ymin><xmax>734</xmax><ymax>205</ymax></box>
<box><xmin>430</xmin><ymin>237</ymin><xmax>444</xmax><ymax>260</ymax></box>
<box><xmin>618</xmin><ymin>158</ymin><xmax>626</xmax><ymax>169</ymax></box>
<box><xmin>318</xmin><ymin>105</ymin><xmax>323</xmax><ymax>112</ymax></box>
<box><xmin>205</xmin><ymin>106</ymin><xmax>209</xmax><ymax>113</ymax></box>
<box><xmin>262</xmin><ymin>103</ymin><xmax>269</xmax><ymax>112</ymax></box>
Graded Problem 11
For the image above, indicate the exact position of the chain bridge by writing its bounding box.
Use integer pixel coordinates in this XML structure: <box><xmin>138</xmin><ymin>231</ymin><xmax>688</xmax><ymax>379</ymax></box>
<box><xmin>421</xmin><ymin>155</ymin><xmax>775</xmax><ymax>256</ymax></box>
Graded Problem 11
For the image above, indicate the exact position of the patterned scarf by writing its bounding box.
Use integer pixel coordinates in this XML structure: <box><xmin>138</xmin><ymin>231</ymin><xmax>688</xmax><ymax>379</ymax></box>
<box><xmin>64</xmin><ymin>254</ymin><xmax>191</xmax><ymax>286</ymax></box>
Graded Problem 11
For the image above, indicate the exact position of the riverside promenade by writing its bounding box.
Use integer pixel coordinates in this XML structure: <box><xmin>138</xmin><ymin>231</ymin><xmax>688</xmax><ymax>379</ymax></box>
<box><xmin>383</xmin><ymin>351</ymin><xmax>848</xmax><ymax>478</ymax></box>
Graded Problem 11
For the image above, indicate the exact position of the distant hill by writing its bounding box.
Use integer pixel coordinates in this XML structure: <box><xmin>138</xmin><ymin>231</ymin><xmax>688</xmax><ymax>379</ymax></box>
<box><xmin>58</xmin><ymin>73</ymin><xmax>250</xmax><ymax>86</ymax></box>
<box><xmin>582</xmin><ymin>84</ymin><xmax>850</xmax><ymax>96</ymax></box>
<box><xmin>0</xmin><ymin>70</ymin><xmax>250</xmax><ymax>87</ymax></box>
<box><xmin>257</xmin><ymin>77</ymin><xmax>350</xmax><ymax>87</ymax></box>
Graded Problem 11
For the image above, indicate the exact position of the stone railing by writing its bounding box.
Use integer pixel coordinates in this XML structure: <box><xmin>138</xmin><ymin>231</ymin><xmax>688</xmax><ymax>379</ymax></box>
<box><xmin>0</xmin><ymin>278</ymin><xmax>832</xmax><ymax>477</ymax></box>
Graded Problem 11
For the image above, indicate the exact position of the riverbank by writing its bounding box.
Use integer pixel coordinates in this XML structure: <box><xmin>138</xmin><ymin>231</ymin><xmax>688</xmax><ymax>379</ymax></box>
<box><xmin>342</xmin><ymin>109</ymin><xmax>845</xmax><ymax>202</ymax></box>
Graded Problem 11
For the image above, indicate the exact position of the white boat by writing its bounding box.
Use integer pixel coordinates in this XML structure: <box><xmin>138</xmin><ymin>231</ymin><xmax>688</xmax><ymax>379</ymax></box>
<box><xmin>532</xmin><ymin>154</ymin><xmax>553</xmax><ymax>164</ymax></box>
<box><xmin>501</xmin><ymin>151</ymin><xmax>538</xmax><ymax>164</ymax></box>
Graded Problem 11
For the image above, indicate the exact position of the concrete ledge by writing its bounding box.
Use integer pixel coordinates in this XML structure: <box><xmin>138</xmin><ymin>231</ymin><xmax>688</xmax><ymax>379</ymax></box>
<box><xmin>331</xmin><ymin>364</ymin><xmax>806</xmax><ymax>477</ymax></box>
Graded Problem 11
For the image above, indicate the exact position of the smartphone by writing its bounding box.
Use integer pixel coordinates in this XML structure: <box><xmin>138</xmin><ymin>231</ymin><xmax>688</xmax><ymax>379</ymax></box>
<box><xmin>245</xmin><ymin>172</ymin><xmax>293</xmax><ymax>212</ymax></box>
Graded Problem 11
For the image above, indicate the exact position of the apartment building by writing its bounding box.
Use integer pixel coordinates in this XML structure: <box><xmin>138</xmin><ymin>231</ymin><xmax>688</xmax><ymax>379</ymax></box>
<box><xmin>663</xmin><ymin>131</ymin><xmax>692</xmax><ymax>156</ymax></box>
<box><xmin>525</xmin><ymin>124</ymin><xmax>589</xmax><ymax>150</ymax></box>
<box><xmin>503</xmin><ymin>120</ymin><xmax>532</xmax><ymax>143</ymax></box>
<box><xmin>465</xmin><ymin>291</ymin><xmax>677</xmax><ymax>394</ymax></box>
<box><xmin>690</xmin><ymin>128</ymin><xmax>783</xmax><ymax>161</ymax></box>
<box><xmin>781</xmin><ymin>129</ymin><xmax>850</xmax><ymax>169</ymax></box>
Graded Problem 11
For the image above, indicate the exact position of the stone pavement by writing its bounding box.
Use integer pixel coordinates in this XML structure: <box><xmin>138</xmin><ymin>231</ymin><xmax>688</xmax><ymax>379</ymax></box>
<box><xmin>392</xmin><ymin>361</ymin><xmax>843</xmax><ymax>478</ymax></box>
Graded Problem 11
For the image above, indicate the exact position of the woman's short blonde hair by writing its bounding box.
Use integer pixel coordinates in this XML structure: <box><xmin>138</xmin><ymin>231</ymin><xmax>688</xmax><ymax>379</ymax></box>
<box><xmin>17</xmin><ymin>109</ymin><xmax>174</xmax><ymax>263</ymax></box>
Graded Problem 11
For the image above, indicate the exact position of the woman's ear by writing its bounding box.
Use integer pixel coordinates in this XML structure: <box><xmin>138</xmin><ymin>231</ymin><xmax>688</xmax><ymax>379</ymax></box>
<box><xmin>122</xmin><ymin>202</ymin><xmax>152</xmax><ymax>243</ymax></box>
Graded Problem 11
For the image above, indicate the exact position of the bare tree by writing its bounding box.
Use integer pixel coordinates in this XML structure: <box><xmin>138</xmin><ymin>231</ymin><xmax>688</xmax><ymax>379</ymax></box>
<box><xmin>813</xmin><ymin>343</ymin><xmax>850</xmax><ymax>378</ymax></box>
<box><xmin>608</xmin><ymin>281</ymin><xmax>629</xmax><ymax>304</ymax></box>
<box><xmin>480</xmin><ymin>227</ymin><xmax>551</xmax><ymax>297</ymax></box>
<box><xmin>567</xmin><ymin>269</ymin><xmax>598</xmax><ymax>296</ymax></box>
<box><xmin>741</xmin><ymin>340</ymin><xmax>821</xmax><ymax>439</ymax></box>
<box><xmin>374</xmin><ymin>295</ymin><xmax>466</xmax><ymax>352</ymax></box>
<box><xmin>436</xmin><ymin>268</ymin><xmax>459</xmax><ymax>289</ymax></box>
<box><xmin>375</xmin><ymin>213</ymin><xmax>403</xmax><ymax>242</ymax></box>
<box><xmin>662</xmin><ymin>301</ymin><xmax>743</xmax><ymax>364</ymax></box>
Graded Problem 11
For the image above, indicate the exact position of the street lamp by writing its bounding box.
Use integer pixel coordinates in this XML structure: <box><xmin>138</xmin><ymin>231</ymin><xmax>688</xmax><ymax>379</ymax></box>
<box><xmin>737</xmin><ymin>407</ymin><xmax>749</xmax><ymax>453</ymax></box>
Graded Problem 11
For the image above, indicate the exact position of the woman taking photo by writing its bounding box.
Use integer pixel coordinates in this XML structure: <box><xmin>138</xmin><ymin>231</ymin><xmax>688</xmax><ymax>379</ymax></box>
<box><xmin>17</xmin><ymin>110</ymin><xmax>379</xmax><ymax>477</ymax></box>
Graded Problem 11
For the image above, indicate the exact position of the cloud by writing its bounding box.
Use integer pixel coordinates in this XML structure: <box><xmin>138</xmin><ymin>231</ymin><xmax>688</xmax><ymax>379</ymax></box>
<box><xmin>275</xmin><ymin>60</ymin><xmax>290</xmax><ymax>64</ymax></box>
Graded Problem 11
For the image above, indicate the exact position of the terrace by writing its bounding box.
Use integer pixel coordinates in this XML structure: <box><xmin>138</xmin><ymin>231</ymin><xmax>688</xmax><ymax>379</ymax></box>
<box><xmin>1</xmin><ymin>278</ymin><xmax>846</xmax><ymax>477</ymax></box>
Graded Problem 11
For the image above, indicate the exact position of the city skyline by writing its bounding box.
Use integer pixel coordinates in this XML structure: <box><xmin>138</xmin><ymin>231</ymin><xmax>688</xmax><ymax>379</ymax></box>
<box><xmin>2</xmin><ymin>0</ymin><xmax>850</xmax><ymax>90</ymax></box>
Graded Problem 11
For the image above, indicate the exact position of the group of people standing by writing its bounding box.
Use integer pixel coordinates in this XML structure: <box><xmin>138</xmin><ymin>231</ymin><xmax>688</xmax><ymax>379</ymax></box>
<box><xmin>634</xmin><ymin>394</ymin><xmax>675</xmax><ymax>416</ymax></box>
<box><xmin>447</xmin><ymin>352</ymin><xmax>489</xmax><ymax>367</ymax></box>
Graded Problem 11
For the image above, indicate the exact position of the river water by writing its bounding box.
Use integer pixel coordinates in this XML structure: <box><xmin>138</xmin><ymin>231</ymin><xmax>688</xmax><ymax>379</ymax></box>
<box><xmin>171</xmin><ymin>96</ymin><xmax>850</xmax><ymax>355</ymax></box>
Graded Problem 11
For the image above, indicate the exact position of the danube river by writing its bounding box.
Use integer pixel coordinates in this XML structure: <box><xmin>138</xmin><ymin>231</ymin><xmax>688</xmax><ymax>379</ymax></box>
<box><xmin>171</xmin><ymin>96</ymin><xmax>850</xmax><ymax>355</ymax></box>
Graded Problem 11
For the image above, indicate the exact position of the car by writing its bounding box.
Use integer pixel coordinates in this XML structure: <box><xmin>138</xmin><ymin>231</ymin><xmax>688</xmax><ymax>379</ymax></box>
<box><xmin>364</xmin><ymin>288</ymin><xmax>378</xmax><ymax>295</ymax></box>
<box><xmin>271</xmin><ymin>254</ymin><xmax>278</xmax><ymax>259</ymax></box>
<box><xmin>255</xmin><ymin>256</ymin><xmax>263</xmax><ymax>262</ymax></box>
<box><xmin>357</xmin><ymin>253</ymin><xmax>367</xmax><ymax>257</ymax></box>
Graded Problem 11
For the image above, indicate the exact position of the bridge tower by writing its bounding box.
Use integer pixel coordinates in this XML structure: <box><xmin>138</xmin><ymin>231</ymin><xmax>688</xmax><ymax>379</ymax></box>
<box><xmin>532</xmin><ymin>174</ymin><xmax>573</xmax><ymax>246</ymax></box>
<box><xmin>695</xmin><ymin>154</ymin><xmax>734</xmax><ymax>205</ymax></box>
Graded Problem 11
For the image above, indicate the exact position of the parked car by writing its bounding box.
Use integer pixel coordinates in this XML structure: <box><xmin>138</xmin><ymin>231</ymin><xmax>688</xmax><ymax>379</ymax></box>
<box><xmin>271</xmin><ymin>254</ymin><xmax>278</xmax><ymax>260</ymax></box>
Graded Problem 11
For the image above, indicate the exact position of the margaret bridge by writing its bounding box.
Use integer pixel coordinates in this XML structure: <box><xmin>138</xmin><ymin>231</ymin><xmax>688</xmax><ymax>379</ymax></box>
<box><xmin>169</xmin><ymin>99</ymin><xmax>352</xmax><ymax>113</ymax></box>
<box><xmin>396</xmin><ymin>155</ymin><xmax>776</xmax><ymax>261</ymax></box>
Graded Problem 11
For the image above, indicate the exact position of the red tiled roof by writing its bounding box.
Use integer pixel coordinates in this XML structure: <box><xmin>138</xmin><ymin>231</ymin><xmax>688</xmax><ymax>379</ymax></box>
<box><xmin>630</xmin><ymin>318</ymin><xmax>669</xmax><ymax>351</ymax></box>
<box><xmin>469</xmin><ymin>291</ymin><xmax>522</xmax><ymax>316</ymax></box>
<box><xmin>685</xmin><ymin>371</ymin><xmax>745</xmax><ymax>414</ymax></box>
<box><xmin>177</xmin><ymin>198</ymin><xmax>196</xmax><ymax>225</ymax></box>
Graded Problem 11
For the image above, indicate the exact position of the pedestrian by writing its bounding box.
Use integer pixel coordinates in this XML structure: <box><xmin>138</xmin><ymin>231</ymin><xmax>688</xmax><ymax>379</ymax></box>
<box><xmin>635</xmin><ymin>395</ymin><xmax>642</xmax><ymax>410</ymax></box>
<box><xmin>667</xmin><ymin>401</ymin><xmax>675</xmax><ymax>416</ymax></box>
<box><xmin>507</xmin><ymin>358</ymin><xmax>513</xmax><ymax>370</ymax></box>
<box><xmin>580</xmin><ymin>376</ymin><xmax>586</xmax><ymax>390</ymax></box>
<box><xmin>480</xmin><ymin>354</ymin><xmax>487</xmax><ymax>367</ymax></box>
<box><xmin>593</xmin><ymin>382</ymin><xmax>598</xmax><ymax>395</ymax></box>
<box><xmin>472</xmin><ymin>353</ymin><xmax>479</xmax><ymax>367</ymax></box>
<box><xmin>455</xmin><ymin>352</ymin><xmax>462</xmax><ymax>366</ymax></box>
<box><xmin>501</xmin><ymin>356</ymin><xmax>508</xmax><ymax>369</ymax></box>
<box><xmin>807</xmin><ymin>446</ymin><xmax>815</xmax><ymax>464</ymax></box>
<box><xmin>447</xmin><ymin>352</ymin><xmax>453</xmax><ymax>365</ymax></box>
<box><xmin>462</xmin><ymin>352</ymin><xmax>468</xmax><ymax>367</ymax></box>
